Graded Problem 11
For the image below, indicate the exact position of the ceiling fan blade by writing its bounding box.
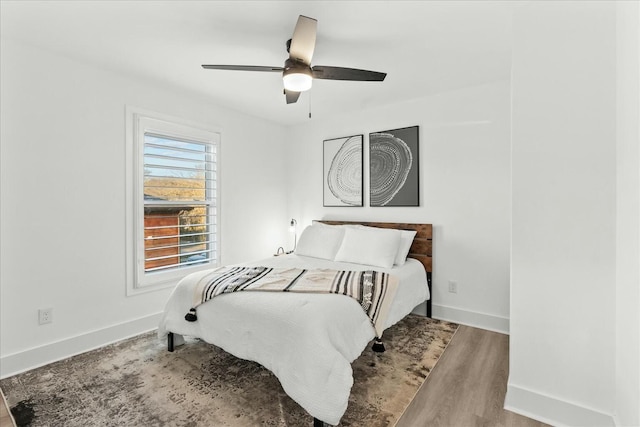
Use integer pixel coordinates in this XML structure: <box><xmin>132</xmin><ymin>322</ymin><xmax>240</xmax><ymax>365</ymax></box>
<box><xmin>312</xmin><ymin>66</ymin><xmax>387</xmax><ymax>81</ymax></box>
<box><xmin>284</xmin><ymin>89</ymin><xmax>301</xmax><ymax>104</ymax></box>
<box><xmin>201</xmin><ymin>65</ymin><xmax>284</xmax><ymax>72</ymax></box>
<box><xmin>288</xmin><ymin>15</ymin><xmax>317</xmax><ymax>65</ymax></box>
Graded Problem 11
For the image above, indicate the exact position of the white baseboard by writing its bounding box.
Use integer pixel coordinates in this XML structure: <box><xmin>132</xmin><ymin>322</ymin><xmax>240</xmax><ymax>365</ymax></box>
<box><xmin>0</xmin><ymin>312</ymin><xmax>162</xmax><ymax>379</ymax></box>
<box><xmin>1</xmin><ymin>306</ymin><xmax>506</xmax><ymax>378</ymax></box>
<box><xmin>432</xmin><ymin>303</ymin><xmax>510</xmax><ymax>334</ymax></box>
<box><xmin>504</xmin><ymin>383</ymin><xmax>615</xmax><ymax>427</ymax></box>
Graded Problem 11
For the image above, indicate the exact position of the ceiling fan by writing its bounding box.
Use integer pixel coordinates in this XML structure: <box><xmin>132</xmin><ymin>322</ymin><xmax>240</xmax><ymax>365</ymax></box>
<box><xmin>202</xmin><ymin>15</ymin><xmax>387</xmax><ymax>104</ymax></box>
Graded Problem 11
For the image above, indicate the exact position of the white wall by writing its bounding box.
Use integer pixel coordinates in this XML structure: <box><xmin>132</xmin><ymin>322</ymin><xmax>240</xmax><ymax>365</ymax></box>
<box><xmin>615</xmin><ymin>2</ymin><xmax>640</xmax><ymax>426</ymax></box>
<box><xmin>3</xmin><ymin>5</ymin><xmax>637</xmax><ymax>424</ymax></box>
<box><xmin>0</xmin><ymin>39</ymin><xmax>289</xmax><ymax>377</ymax></box>
<box><xmin>507</xmin><ymin>2</ymin><xmax>619</xmax><ymax>425</ymax></box>
<box><xmin>286</xmin><ymin>80</ymin><xmax>511</xmax><ymax>333</ymax></box>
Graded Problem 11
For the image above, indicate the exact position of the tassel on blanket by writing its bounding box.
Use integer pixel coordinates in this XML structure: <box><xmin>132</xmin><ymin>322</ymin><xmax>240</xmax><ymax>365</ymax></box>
<box><xmin>185</xmin><ymin>308</ymin><xmax>198</xmax><ymax>322</ymax></box>
<box><xmin>372</xmin><ymin>337</ymin><xmax>385</xmax><ymax>353</ymax></box>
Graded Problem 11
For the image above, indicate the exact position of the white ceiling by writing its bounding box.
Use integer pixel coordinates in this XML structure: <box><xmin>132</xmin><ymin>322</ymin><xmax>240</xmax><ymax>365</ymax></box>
<box><xmin>0</xmin><ymin>0</ymin><xmax>513</xmax><ymax>126</ymax></box>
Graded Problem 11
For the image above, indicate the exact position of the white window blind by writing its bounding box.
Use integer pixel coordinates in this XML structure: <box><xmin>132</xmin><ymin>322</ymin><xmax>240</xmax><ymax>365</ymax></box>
<box><xmin>143</xmin><ymin>134</ymin><xmax>217</xmax><ymax>273</ymax></box>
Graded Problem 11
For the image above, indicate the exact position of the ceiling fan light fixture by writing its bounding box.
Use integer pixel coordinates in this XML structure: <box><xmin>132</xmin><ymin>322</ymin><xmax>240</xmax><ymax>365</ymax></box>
<box><xmin>202</xmin><ymin>16</ymin><xmax>386</xmax><ymax>105</ymax></box>
<box><xmin>283</xmin><ymin>68</ymin><xmax>312</xmax><ymax>92</ymax></box>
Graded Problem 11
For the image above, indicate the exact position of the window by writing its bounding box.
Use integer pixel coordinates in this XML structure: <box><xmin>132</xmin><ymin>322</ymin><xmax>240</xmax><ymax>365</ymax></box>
<box><xmin>126</xmin><ymin>108</ymin><xmax>220</xmax><ymax>294</ymax></box>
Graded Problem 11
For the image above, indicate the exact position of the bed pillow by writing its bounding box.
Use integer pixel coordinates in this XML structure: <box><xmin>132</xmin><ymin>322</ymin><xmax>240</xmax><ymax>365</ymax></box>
<box><xmin>334</xmin><ymin>226</ymin><xmax>401</xmax><ymax>269</ymax></box>
<box><xmin>311</xmin><ymin>220</ymin><xmax>349</xmax><ymax>229</ymax></box>
<box><xmin>295</xmin><ymin>224</ymin><xmax>345</xmax><ymax>260</ymax></box>
<box><xmin>394</xmin><ymin>229</ymin><xmax>417</xmax><ymax>266</ymax></box>
<box><xmin>344</xmin><ymin>224</ymin><xmax>417</xmax><ymax>266</ymax></box>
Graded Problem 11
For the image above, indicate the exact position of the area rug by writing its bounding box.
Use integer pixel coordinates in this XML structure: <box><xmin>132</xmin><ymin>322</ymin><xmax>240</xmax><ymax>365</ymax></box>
<box><xmin>1</xmin><ymin>315</ymin><xmax>458</xmax><ymax>426</ymax></box>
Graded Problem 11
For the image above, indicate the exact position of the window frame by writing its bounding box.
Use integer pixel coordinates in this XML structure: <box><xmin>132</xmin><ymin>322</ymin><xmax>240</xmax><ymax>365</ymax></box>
<box><xmin>125</xmin><ymin>106</ymin><xmax>221</xmax><ymax>296</ymax></box>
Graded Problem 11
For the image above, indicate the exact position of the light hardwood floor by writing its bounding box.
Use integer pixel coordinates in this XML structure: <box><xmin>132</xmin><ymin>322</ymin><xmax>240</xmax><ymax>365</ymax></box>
<box><xmin>397</xmin><ymin>325</ymin><xmax>549</xmax><ymax>427</ymax></box>
<box><xmin>0</xmin><ymin>325</ymin><xmax>545</xmax><ymax>427</ymax></box>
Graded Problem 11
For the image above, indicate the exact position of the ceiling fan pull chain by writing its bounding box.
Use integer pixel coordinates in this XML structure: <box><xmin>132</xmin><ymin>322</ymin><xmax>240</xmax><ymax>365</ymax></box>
<box><xmin>309</xmin><ymin>92</ymin><xmax>312</xmax><ymax>119</ymax></box>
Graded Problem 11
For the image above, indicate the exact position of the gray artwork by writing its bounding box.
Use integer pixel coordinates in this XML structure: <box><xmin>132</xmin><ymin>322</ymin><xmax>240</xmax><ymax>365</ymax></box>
<box><xmin>323</xmin><ymin>135</ymin><xmax>363</xmax><ymax>206</ymax></box>
<box><xmin>370</xmin><ymin>126</ymin><xmax>419</xmax><ymax>206</ymax></box>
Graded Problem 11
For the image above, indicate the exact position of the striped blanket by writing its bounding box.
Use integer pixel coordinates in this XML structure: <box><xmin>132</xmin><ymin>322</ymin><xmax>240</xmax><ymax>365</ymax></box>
<box><xmin>188</xmin><ymin>266</ymin><xmax>399</xmax><ymax>337</ymax></box>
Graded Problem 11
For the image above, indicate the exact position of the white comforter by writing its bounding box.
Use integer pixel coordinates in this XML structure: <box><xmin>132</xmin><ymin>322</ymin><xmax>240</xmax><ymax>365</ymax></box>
<box><xmin>158</xmin><ymin>254</ymin><xmax>429</xmax><ymax>425</ymax></box>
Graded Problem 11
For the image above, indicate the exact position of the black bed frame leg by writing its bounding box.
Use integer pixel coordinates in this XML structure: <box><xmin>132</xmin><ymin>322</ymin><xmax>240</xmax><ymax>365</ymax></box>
<box><xmin>426</xmin><ymin>271</ymin><xmax>432</xmax><ymax>318</ymax></box>
<box><xmin>168</xmin><ymin>332</ymin><xmax>174</xmax><ymax>352</ymax></box>
<box><xmin>372</xmin><ymin>337</ymin><xmax>386</xmax><ymax>353</ymax></box>
<box><xmin>313</xmin><ymin>417</ymin><xmax>325</xmax><ymax>427</ymax></box>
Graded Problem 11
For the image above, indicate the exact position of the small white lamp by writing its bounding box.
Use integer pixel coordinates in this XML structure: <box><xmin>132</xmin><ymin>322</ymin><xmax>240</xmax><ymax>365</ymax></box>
<box><xmin>288</xmin><ymin>218</ymin><xmax>298</xmax><ymax>253</ymax></box>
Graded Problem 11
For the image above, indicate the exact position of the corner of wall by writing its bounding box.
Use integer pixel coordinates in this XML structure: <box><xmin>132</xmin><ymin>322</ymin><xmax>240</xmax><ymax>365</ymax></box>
<box><xmin>504</xmin><ymin>383</ymin><xmax>615</xmax><ymax>427</ymax></box>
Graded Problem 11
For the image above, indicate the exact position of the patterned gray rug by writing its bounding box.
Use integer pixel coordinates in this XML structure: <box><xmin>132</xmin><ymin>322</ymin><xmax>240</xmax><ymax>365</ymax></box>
<box><xmin>1</xmin><ymin>315</ymin><xmax>458</xmax><ymax>426</ymax></box>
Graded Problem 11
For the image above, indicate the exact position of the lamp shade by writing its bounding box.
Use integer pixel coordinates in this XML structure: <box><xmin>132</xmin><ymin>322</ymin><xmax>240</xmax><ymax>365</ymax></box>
<box><xmin>283</xmin><ymin>68</ymin><xmax>312</xmax><ymax>92</ymax></box>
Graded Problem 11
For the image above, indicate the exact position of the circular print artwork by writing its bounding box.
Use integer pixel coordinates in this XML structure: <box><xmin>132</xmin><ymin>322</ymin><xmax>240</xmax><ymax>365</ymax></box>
<box><xmin>327</xmin><ymin>136</ymin><xmax>362</xmax><ymax>205</ymax></box>
<box><xmin>369</xmin><ymin>133</ymin><xmax>413</xmax><ymax>206</ymax></box>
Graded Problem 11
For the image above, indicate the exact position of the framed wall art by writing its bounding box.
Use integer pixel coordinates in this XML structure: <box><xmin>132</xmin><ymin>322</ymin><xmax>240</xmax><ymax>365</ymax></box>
<box><xmin>323</xmin><ymin>134</ymin><xmax>363</xmax><ymax>207</ymax></box>
<box><xmin>369</xmin><ymin>126</ymin><xmax>419</xmax><ymax>207</ymax></box>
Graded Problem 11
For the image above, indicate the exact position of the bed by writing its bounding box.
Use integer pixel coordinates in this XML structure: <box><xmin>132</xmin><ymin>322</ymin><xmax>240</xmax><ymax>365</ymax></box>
<box><xmin>158</xmin><ymin>220</ymin><xmax>432</xmax><ymax>426</ymax></box>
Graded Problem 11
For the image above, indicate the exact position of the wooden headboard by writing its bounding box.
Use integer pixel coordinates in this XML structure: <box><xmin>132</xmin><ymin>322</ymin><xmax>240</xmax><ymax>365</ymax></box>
<box><xmin>317</xmin><ymin>220</ymin><xmax>433</xmax><ymax>317</ymax></box>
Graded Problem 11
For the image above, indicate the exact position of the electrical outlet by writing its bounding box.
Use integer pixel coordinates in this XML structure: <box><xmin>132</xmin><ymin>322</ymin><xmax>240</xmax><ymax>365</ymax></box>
<box><xmin>38</xmin><ymin>308</ymin><xmax>53</xmax><ymax>325</ymax></box>
<box><xmin>448</xmin><ymin>280</ymin><xmax>458</xmax><ymax>294</ymax></box>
